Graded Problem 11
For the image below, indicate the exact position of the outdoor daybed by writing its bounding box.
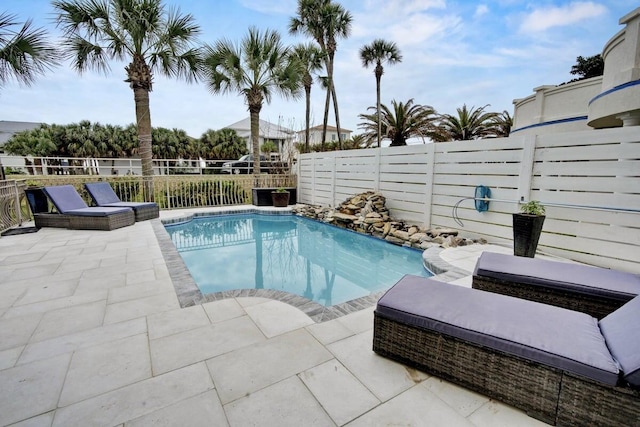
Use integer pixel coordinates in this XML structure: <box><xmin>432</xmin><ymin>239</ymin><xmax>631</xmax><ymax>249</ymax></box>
<box><xmin>33</xmin><ymin>185</ymin><xmax>135</xmax><ymax>231</ymax></box>
<box><xmin>373</xmin><ymin>275</ymin><xmax>640</xmax><ymax>426</ymax></box>
<box><xmin>84</xmin><ymin>181</ymin><xmax>159</xmax><ymax>221</ymax></box>
<box><xmin>472</xmin><ymin>252</ymin><xmax>640</xmax><ymax>319</ymax></box>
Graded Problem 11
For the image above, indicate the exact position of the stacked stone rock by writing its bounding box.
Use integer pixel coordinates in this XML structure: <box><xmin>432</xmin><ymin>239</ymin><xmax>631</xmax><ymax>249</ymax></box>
<box><xmin>293</xmin><ymin>191</ymin><xmax>486</xmax><ymax>250</ymax></box>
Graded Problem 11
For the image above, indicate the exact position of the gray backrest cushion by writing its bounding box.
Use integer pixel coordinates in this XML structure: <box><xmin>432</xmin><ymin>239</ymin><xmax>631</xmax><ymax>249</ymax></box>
<box><xmin>377</xmin><ymin>275</ymin><xmax>619</xmax><ymax>385</ymax></box>
<box><xmin>43</xmin><ymin>185</ymin><xmax>88</xmax><ymax>213</ymax></box>
<box><xmin>85</xmin><ymin>182</ymin><xmax>120</xmax><ymax>205</ymax></box>
<box><xmin>474</xmin><ymin>252</ymin><xmax>640</xmax><ymax>300</ymax></box>
<box><xmin>599</xmin><ymin>296</ymin><xmax>640</xmax><ymax>387</ymax></box>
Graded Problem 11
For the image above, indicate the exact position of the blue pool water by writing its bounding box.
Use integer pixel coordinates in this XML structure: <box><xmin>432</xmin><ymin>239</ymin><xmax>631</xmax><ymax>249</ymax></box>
<box><xmin>165</xmin><ymin>213</ymin><xmax>432</xmax><ymax>307</ymax></box>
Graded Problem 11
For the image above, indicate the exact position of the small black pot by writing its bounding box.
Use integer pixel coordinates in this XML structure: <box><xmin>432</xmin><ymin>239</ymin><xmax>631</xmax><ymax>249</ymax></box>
<box><xmin>513</xmin><ymin>213</ymin><xmax>545</xmax><ymax>257</ymax></box>
<box><xmin>271</xmin><ymin>191</ymin><xmax>290</xmax><ymax>207</ymax></box>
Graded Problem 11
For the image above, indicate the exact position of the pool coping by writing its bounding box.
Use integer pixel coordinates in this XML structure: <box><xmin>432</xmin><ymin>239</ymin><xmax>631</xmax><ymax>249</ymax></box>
<box><xmin>153</xmin><ymin>208</ymin><xmax>468</xmax><ymax>323</ymax></box>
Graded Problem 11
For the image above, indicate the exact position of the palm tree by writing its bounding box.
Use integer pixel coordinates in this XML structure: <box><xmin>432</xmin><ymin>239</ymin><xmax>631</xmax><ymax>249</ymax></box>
<box><xmin>215</xmin><ymin>129</ymin><xmax>247</xmax><ymax>160</ymax></box>
<box><xmin>0</xmin><ymin>12</ymin><xmax>58</xmax><ymax>90</ymax></box>
<box><xmin>291</xmin><ymin>43</ymin><xmax>324</xmax><ymax>152</ymax></box>
<box><xmin>436</xmin><ymin>104</ymin><xmax>500</xmax><ymax>141</ymax></box>
<box><xmin>53</xmin><ymin>0</ymin><xmax>202</xmax><ymax>198</ymax></box>
<box><xmin>290</xmin><ymin>0</ymin><xmax>352</xmax><ymax>149</ymax></box>
<box><xmin>203</xmin><ymin>27</ymin><xmax>301</xmax><ymax>183</ymax></box>
<box><xmin>358</xmin><ymin>99</ymin><xmax>438</xmax><ymax>146</ymax></box>
<box><xmin>488</xmin><ymin>110</ymin><xmax>513</xmax><ymax>138</ymax></box>
<box><xmin>359</xmin><ymin>39</ymin><xmax>402</xmax><ymax>148</ymax></box>
<box><xmin>0</xmin><ymin>12</ymin><xmax>58</xmax><ymax>179</ymax></box>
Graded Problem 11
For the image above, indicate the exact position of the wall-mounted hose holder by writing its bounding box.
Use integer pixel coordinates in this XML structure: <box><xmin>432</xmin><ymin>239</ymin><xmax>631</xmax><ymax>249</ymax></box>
<box><xmin>453</xmin><ymin>185</ymin><xmax>492</xmax><ymax>227</ymax></box>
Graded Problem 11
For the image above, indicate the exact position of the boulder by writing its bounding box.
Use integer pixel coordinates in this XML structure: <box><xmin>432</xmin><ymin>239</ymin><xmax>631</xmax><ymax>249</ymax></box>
<box><xmin>291</xmin><ymin>192</ymin><xmax>482</xmax><ymax>253</ymax></box>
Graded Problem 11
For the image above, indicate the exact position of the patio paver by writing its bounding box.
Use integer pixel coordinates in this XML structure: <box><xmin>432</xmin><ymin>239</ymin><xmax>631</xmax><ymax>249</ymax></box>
<box><xmin>0</xmin><ymin>210</ymin><xmax>555</xmax><ymax>426</ymax></box>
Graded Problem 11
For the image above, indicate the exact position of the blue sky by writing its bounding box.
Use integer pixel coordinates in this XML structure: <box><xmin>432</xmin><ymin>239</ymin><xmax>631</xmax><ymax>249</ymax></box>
<box><xmin>1</xmin><ymin>0</ymin><xmax>637</xmax><ymax>138</ymax></box>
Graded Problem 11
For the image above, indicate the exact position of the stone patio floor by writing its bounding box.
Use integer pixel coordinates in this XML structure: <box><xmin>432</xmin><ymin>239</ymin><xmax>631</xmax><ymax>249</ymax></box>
<box><xmin>0</xmin><ymin>207</ymin><xmax>552</xmax><ymax>427</ymax></box>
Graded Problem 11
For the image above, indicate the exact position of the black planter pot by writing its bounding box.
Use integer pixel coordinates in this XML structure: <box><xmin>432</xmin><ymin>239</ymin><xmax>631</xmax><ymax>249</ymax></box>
<box><xmin>271</xmin><ymin>191</ymin><xmax>290</xmax><ymax>207</ymax></box>
<box><xmin>513</xmin><ymin>213</ymin><xmax>545</xmax><ymax>258</ymax></box>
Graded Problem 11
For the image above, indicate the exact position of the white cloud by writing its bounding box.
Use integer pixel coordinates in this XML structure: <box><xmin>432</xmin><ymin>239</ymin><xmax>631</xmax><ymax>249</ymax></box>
<box><xmin>387</xmin><ymin>13</ymin><xmax>462</xmax><ymax>46</ymax></box>
<box><xmin>475</xmin><ymin>5</ymin><xmax>489</xmax><ymax>18</ymax></box>
<box><xmin>238</xmin><ymin>0</ymin><xmax>298</xmax><ymax>15</ymax></box>
<box><xmin>519</xmin><ymin>1</ymin><xmax>607</xmax><ymax>33</ymax></box>
<box><xmin>365</xmin><ymin>0</ymin><xmax>446</xmax><ymax>15</ymax></box>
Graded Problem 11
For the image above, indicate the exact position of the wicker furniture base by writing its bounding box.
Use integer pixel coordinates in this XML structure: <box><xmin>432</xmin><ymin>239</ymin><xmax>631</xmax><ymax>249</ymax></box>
<box><xmin>557</xmin><ymin>373</ymin><xmax>640</xmax><ymax>426</ymax></box>
<box><xmin>373</xmin><ymin>313</ymin><xmax>640</xmax><ymax>426</ymax></box>
<box><xmin>373</xmin><ymin>313</ymin><xmax>562</xmax><ymax>424</ymax></box>
<box><xmin>472</xmin><ymin>275</ymin><xmax>627</xmax><ymax>319</ymax></box>
<box><xmin>34</xmin><ymin>210</ymin><xmax>135</xmax><ymax>231</ymax></box>
<box><xmin>34</xmin><ymin>213</ymin><xmax>70</xmax><ymax>229</ymax></box>
<box><xmin>132</xmin><ymin>204</ymin><xmax>159</xmax><ymax>221</ymax></box>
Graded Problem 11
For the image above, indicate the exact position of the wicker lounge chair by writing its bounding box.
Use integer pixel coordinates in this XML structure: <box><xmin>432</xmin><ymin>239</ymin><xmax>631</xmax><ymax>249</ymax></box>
<box><xmin>472</xmin><ymin>252</ymin><xmax>640</xmax><ymax>319</ymax></box>
<box><xmin>32</xmin><ymin>185</ymin><xmax>135</xmax><ymax>231</ymax></box>
<box><xmin>84</xmin><ymin>181</ymin><xmax>159</xmax><ymax>221</ymax></box>
<box><xmin>373</xmin><ymin>275</ymin><xmax>640</xmax><ymax>426</ymax></box>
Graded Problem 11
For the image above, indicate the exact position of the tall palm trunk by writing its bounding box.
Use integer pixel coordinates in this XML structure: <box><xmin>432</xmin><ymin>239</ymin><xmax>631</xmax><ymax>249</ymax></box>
<box><xmin>133</xmin><ymin>86</ymin><xmax>154</xmax><ymax>200</ymax></box>
<box><xmin>327</xmin><ymin>46</ymin><xmax>343</xmax><ymax>150</ymax></box>
<box><xmin>304</xmin><ymin>81</ymin><xmax>312</xmax><ymax>152</ymax></box>
<box><xmin>321</xmin><ymin>81</ymin><xmax>331</xmax><ymax>151</ymax></box>
<box><xmin>375</xmin><ymin>64</ymin><xmax>383</xmax><ymax>148</ymax></box>
<box><xmin>249</xmin><ymin>104</ymin><xmax>262</xmax><ymax>187</ymax></box>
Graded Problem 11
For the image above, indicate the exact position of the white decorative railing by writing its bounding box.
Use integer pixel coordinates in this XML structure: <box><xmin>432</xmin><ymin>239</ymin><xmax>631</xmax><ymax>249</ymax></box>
<box><xmin>0</xmin><ymin>180</ymin><xmax>28</xmax><ymax>233</ymax></box>
<box><xmin>0</xmin><ymin>174</ymin><xmax>296</xmax><ymax>234</ymax></box>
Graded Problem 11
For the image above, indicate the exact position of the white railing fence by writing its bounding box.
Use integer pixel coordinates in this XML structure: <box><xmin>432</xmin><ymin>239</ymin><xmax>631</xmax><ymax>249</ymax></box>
<box><xmin>0</xmin><ymin>174</ymin><xmax>296</xmax><ymax>234</ymax></box>
<box><xmin>0</xmin><ymin>180</ymin><xmax>28</xmax><ymax>232</ymax></box>
<box><xmin>298</xmin><ymin>127</ymin><xmax>640</xmax><ymax>273</ymax></box>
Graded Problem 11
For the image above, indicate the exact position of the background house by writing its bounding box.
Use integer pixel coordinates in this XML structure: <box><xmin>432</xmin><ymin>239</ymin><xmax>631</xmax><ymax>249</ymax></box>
<box><xmin>512</xmin><ymin>7</ymin><xmax>640</xmax><ymax>135</ymax></box>
<box><xmin>297</xmin><ymin>125</ymin><xmax>352</xmax><ymax>146</ymax></box>
<box><xmin>224</xmin><ymin>117</ymin><xmax>295</xmax><ymax>161</ymax></box>
<box><xmin>0</xmin><ymin>120</ymin><xmax>42</xmax><ymax>150</ymax></box>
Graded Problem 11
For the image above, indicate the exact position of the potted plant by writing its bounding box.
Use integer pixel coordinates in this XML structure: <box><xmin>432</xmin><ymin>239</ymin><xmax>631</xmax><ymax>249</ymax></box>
<box><xmin>513</xmin><ymin>200</ymin><xmax>545</xmax><ymax>258</ymax></box>
<box><xmin>271</xmin><ymin>188</ymin><xmax>290</xmax><ymax>207</ymax></box>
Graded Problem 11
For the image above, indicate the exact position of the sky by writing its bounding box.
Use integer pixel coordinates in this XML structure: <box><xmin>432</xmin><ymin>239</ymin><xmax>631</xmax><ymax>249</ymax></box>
<box><xmin>1</xmin><ymin>0</ymin><xmax>637</xmax><ymax>138</ymax></box>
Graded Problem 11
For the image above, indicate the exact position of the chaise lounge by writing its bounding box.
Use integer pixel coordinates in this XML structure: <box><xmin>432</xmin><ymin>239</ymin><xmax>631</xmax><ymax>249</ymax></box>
<box><xmin>84</xmin><ymin>181</ymin><xmax>159</xmax><ymax>221</ymax></box>
<box><xmin>472</xmin><ymin>252</ymin><xmax>640</xmax><ymax>319</ymax></box>
<box><xmin>373</xmin><ymin>275</ymin><xmax>640</xmax><ymax>426</ymax></box>
<box><xmin>31</xmin><ymin>185</ymin><xmax>135</xmax><ymax>231</ymax></box>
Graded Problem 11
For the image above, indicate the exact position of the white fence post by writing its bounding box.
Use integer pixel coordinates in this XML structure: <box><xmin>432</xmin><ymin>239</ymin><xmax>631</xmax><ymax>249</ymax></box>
<box><xmin>374</xmin><ymin>149</ymin><xmax>381</xmax><ymax>192</ymax></box>
<box><xmin>424</xmin><ymin>144</ymin><xmax>435</xmax><ymax>228</ymax></box>
<box><xmin>311</xmin><ymin>153</ymin><xmax>317</xmax><ymax>205</ymax></box>
<box><xmin>517</xmin><ymin>135</ymin><xmax>536</xmax><ymax>203</ymax></box>
<box><xmin>331</xmin><ymin>152</ymin><xmax>337</xmax><ymax>207</ymax></box>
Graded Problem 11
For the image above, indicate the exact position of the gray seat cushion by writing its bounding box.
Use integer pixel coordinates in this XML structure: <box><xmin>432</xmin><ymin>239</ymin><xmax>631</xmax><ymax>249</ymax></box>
<box><xmin>474</xmin><ymin>252</ymin><xmax>640</xmax><ymax>301</ymax></box>
<box><xmin>65</xmin><ymin>207</ymin><xmax>133</xmax><ymax>217</ymax></box>
<box><xmin>376</xmin><ymin>275</ymin><xmax>620</xmax><ymax>385</ymax></box>
<box><xmin>599</xmin><ymin>296</ymin><xmax>640</xmax><ymax>388</ymax></box>
<box><xmin>102</xmin><ymin>202</ymin><xmax>157</xmax><ymax>209</ymax></box>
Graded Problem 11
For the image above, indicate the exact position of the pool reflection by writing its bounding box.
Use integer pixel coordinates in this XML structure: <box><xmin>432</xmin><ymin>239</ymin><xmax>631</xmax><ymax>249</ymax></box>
<box><xmin>165</xmin><ymin>214</ymin><xmax>430</xmax><ymax>307</ymax></box>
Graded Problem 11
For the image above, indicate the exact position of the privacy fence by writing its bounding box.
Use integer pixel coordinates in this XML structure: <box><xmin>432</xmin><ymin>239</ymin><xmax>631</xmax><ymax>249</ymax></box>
<box><xmin>298</xmin><ymin>127</ymin><xmax>640</xmax><ymax>273</ymax></box>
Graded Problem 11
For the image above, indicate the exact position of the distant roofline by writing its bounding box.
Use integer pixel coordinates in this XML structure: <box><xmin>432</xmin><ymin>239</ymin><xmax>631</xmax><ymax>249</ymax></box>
<box><xmin>302</xmin><ymin>125</ymin><xmax>352</xmax><ymax>133</ymax></box>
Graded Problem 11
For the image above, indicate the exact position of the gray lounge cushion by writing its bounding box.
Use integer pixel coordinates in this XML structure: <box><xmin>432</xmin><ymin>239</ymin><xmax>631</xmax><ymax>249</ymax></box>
<box><xmin>474</xmin><ymin>252</ymin><xmax>640</xmax><ymax>301</ymax></box>
<box><xmin>599</xmin><ymin>296</ymin><xmax>640</xmax><ymax>388</ymax></box>
<box><xmin>84</xmin><ymin>181</ymin><xmax>121</xmax><ymax>205</ymax></box>
<box><xmin>376</xmin><ymin>275</ymin><xmax>619</xmax><ymax>385</ymax></box>
<box><xmin>43</xmin><ymin>185</ymin><xmax>132</xmax><ymax>217</ymax></box>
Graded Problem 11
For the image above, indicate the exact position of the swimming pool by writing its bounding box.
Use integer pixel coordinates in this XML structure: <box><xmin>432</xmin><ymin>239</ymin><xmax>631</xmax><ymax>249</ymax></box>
<box><xmin>164</xmin><ymin>213</ymin><xmax>432</xmax><ymax>307</ymax></box>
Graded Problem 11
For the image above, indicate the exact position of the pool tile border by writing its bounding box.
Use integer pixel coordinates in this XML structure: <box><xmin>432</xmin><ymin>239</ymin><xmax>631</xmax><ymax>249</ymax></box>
<box><xmin>153</xmin><ymin>208</ymin><xmax>464</xmax><ymax>323</ymax></box>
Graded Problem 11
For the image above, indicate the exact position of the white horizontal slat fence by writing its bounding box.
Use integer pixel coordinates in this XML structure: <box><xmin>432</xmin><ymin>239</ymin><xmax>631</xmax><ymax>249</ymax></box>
<box><xmin>298</xmin><ymin>127</ymin><xmax>640</xmax><ymax>273</ymax></box>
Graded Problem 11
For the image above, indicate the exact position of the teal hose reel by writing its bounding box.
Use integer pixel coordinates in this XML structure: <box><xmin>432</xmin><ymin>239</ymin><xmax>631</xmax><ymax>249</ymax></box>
<box><xmin>453</xmin><ymin>185</ymin><xmax>492</xmax><ymax>226</ymax></box>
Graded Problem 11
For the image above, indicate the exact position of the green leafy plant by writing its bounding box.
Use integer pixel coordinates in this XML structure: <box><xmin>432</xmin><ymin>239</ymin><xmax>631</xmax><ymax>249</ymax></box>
<box><xmin>520</xmin><ymin>200</ymin><xmax>545</xmax><ymax>216</ymax></box>
<box><xmin>275</xmin><ymin>187</ymin><xmax>289</xmax><ymax>193</ymax></box>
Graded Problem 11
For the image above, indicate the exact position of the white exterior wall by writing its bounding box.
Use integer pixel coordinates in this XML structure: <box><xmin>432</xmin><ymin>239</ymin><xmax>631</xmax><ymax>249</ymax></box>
<box><xmin>301</xmin><ymin>128</ymin><xmax>352</xmax><ymax>145</ymax></box>
<box><xmin>298</xmin><ymin>127</ymin><xmax>640</xmax><ymax>273</ymax></box>
<box><xmin>512</xmin><ymin>78</ymin><xmax>602</xmax><ymax>135</ymax></box>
